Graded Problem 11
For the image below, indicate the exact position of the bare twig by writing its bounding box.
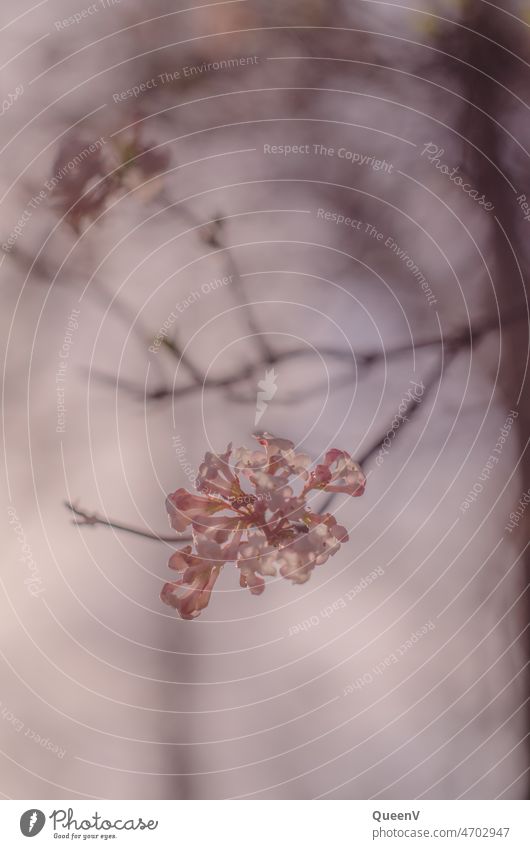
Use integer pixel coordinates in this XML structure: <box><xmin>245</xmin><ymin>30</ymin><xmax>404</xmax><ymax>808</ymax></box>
<box><xmin>317</xmin><ymin>347</ymin><xmax>460</xmax><ymax>513</ymax></box>
<box><xmin>65</xmin><ymin>500</ymin><xmax>190</xmax><ymax>543</ymax></box>
<box><xmin>164</xmin><ymin>199</ymin><xmax>277</xmax><ymax>364</ymax></box>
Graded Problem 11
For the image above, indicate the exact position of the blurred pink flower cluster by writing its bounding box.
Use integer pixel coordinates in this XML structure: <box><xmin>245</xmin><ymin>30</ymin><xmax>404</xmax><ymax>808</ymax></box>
<box><xmin>51</xmin><ymin>126</ymin><xmax>169</xmax><ymax>233</ymax></box>
<box><xmin>161</xmin><ymin>433</ymin><xmax>366</xmax><ymax>619</ymax></box>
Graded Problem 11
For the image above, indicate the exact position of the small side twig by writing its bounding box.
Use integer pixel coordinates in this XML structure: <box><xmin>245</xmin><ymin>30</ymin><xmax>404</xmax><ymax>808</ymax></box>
<box><xmin>64</xmin><ymin>500</ymin><xmax>190</xmax><ymax>543</ymax></box>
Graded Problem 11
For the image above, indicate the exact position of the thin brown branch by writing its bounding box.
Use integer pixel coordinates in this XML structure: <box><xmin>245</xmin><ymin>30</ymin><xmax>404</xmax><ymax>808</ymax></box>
<box><xmin>164</xmin><ymin>200</ymin><xmax>277</xmax><ymax>364</ymax></box>
<box><xmin>317</xmin><ymin>346</ymin><xmax>459</xmax><ymax>513</ymax></box>
<box><xmin>65</xmin><ymin>500</ymin><xmax>190</xmax><ymax>543</ymax></box>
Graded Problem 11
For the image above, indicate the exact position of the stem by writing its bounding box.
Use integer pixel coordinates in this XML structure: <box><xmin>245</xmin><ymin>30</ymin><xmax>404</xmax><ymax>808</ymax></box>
<box><xmin>64</xmin><ymin>501</ymin><xmax>191</xmax><ymax>544</ymax></box>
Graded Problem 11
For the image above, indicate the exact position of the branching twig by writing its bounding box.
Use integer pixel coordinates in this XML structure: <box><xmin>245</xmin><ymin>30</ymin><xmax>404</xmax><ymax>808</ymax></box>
<box><xmin>164</xmin><ymin>199</ymin><xmax>277</xmax><ymax>365</ymax></box>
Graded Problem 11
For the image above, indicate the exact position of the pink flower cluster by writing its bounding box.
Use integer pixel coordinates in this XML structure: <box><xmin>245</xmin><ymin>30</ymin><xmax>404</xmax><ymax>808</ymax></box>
<box><xmin>51</xmin><ymin>127</ymin><xmax>169</xmax><ymax>233</ymax></box>
<box><xmin>161</xmin><ymin>433</ymin><xmax>366</xmax><ymax>619</ymax></box>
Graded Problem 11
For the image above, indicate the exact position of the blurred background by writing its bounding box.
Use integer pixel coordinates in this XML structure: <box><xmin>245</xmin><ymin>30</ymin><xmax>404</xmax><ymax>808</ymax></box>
<box><xmin>0</xmin><ymin>0</ymin><xmax>528</xmax><ymax>799</ymax></box>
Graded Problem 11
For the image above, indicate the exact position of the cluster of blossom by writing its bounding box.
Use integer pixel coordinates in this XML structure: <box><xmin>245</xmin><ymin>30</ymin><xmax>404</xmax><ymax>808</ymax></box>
<box><xmin>51</xmin><ymin>126</ymin><xmax>170</xmax><ymax>232</ymax></box>
<box><xmin>161</xmin><ymin>433</ymin><xmax>365</xmax><ymax>619</ymax></box>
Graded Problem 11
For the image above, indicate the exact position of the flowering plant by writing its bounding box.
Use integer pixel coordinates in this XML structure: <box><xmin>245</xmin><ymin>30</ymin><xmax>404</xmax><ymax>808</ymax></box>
<box><xmin>51</xmin><ymin>127</ymin><xmax>169</xmax><ymax>233</ymax></box>
<box><xmin>161</xmin><ymin>433</ymin><xmax>365</xmax><ymax>619</ymax></box>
